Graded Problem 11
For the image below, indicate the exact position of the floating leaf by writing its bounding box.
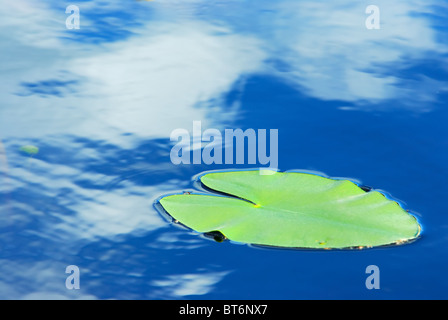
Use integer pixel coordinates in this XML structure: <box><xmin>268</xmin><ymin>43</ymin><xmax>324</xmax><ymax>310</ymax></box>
<box><xmin>20</xmin><ymin>145</ymin><xmax>39</xmax><ymax>156</ymax></box>
<box><xmin>158</xmin><ymin>170</ymin><xmax>421</xmax><ymax>249</ymax></box>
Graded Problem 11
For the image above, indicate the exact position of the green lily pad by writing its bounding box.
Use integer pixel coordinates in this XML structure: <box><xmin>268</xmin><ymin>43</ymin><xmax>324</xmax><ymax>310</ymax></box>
<box><xmin>158</xmin><ymin>170</ymin><xmax>421</xmax><ymax>249</ymax></box>
<box><xmin>20</xmin><ymin>145</ymin><xmax>39</xmax><ymax>156</ymax></box>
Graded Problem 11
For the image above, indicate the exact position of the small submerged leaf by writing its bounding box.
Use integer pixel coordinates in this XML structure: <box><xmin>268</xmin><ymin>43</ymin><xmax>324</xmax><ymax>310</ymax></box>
<box><xmin>158</xmin><ymin>170</ymin><xmax>421</xmax><ymax>249</ymax></box>
<box><xmin>20</xmin><ymin>145</ymin><xmax>39</xmax><ymax>156</ymax></box>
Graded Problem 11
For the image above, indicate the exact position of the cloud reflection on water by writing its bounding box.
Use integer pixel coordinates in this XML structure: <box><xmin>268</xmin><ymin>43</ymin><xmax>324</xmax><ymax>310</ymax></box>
<box><xmin>0</xmin><ymin>0</ymin><xmax>446</xmax><ymax>299</ymax></box>
<box><xmin>263</xmin><ymin>1</ymin><xmax>448</xmax><ymax>105</ymax></box>
<box><xmin>149</xmin><ymin>271</ymin><xmax>231</xmax><ymax>298</ymax></box>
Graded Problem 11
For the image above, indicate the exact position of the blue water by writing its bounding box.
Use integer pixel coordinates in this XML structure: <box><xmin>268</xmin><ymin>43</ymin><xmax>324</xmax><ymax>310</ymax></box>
<box><xmin>0</xmin><ymin>0</ymin><xmax>447</xmax><ymax>299</ymax></box>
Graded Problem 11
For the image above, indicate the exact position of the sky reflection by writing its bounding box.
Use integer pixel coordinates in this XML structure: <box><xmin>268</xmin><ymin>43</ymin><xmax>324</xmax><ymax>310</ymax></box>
<box><xmin>0</xmin><ymin>0</ymin><xmax>447</xmax><ymax>299</ymax></box>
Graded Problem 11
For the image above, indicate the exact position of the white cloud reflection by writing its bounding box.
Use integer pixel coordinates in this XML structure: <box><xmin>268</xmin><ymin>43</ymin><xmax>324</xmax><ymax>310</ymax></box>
<box><xmin>69</xmin><ymin>22</ymin><xmax>265</xmax><ymax>143</ymax></box>
<box><xmin>0</xmin><ymin>1</ymin><xmax>266</xmax><ymax>146</ymax></box>
<box><xmin>3</xmin><ymin>149</ymin><xmax>185</xmax><ymax>241</ymax></box>
<box><xmin>266</xmin><ymin>0</ymin><xmax>448</xmax><ymax>104</ymax></box>
<box><xmin>0</xmin><ymin>0</ymin><xmax>445</xmax><ymax>150</ymax></box>
<box><xmin>0</xmin><ymin>260</ymin><xmax>97</xmax><ymax>300</ymax></box>
<box><xmin>149</xmin><ymin>271</ymin><xmax>230</xmax><ymax>298</ymax></box>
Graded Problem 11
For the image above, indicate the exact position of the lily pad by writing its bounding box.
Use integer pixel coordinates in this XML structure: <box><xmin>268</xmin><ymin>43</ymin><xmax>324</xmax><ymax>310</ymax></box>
<box><xmin>20</xmin><ymin>145</ymin><xmax>39</xmax><ymax>156</ymax></box>
<box><xmin>158</xmin><ymin>170</ymin><xmax>421</xmax><ymax>249</ymax></box>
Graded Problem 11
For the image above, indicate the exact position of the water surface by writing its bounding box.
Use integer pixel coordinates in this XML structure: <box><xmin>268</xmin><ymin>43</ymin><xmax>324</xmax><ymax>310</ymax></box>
<box><xmin>0</xmin><ymin>0</ymin><xmax>447</xmax><ymax>299</ymax></box>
